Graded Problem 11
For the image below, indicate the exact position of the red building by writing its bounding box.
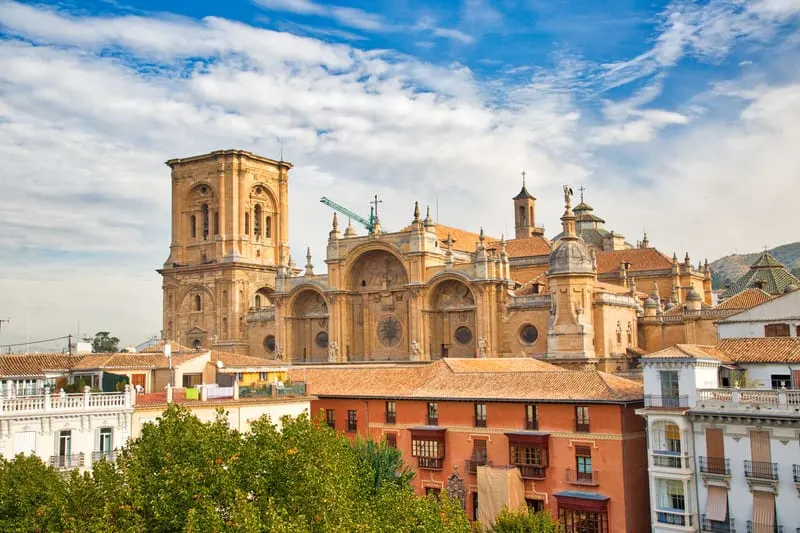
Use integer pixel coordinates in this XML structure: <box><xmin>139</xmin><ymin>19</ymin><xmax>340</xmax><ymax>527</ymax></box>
<box><xmin>290</xmin><ymin>358</ymin><xmax>649</xmax><ymax>532</ymax></box>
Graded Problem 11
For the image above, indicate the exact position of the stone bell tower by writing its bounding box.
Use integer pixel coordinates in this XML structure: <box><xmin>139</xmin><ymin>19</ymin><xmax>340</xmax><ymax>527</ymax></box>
<box><xmin>158</xmin><ymin>150</ymin><xmax>291</xmax><ymax>354</ymax></box>
<box><xmin>513</xmin><ymin>171</ymin><xmax>545</xmax><ymax>239</ymax></box>
<box><xmin>546</xmin><ymin>185</ymin><xmax>597</xmax><ymax>365</ymax></box>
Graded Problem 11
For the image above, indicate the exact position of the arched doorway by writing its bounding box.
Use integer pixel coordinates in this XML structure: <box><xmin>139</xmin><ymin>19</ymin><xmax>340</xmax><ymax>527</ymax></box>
<box><xmin>427</xmin><ymin>279</ymin><xmax>476</xmax><ymax>359</ymax></box>
<box><xmin>346</xmin><ymin>249</ymin><xmax>409</xmax><ymax>361</ymax></box>
<box><xmin>289</xmin><ymin>289</ymin><xmax>328</xmax><ymax>362</ymax></box>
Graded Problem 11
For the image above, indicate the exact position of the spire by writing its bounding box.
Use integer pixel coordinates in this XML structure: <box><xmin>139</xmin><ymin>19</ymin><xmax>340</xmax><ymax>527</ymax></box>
<box><xmin>641</xmin><ymin>230</ymin><xmax>649</xmax><ymax>248</ymax></box>
<box><xmin>288</xmin><ymin>253</ymin><xmax>296</xmax><ymax>271</ymax></box>
<box><xmin>684</xmin><ymin>252</ymin><xmax>691</xmax><ymax>267</ymax></box>
<box><xmin>479</xmin><ymin>227</ymin><xmax>485</xmax><ymax>247</ymax></box>
<box><xmin>424</xmin><ymin>205</ymin><xmax>434</xmax><ymax>227</ymax></box>
<box><xmin>304</xmin><ymin>247</ymin><xmax>314</xmax><ymax>276</ymax></box>
<box><xmin>328</xmin><ymin>213</ymin><xmax>340</xmax><ymax>242</ymax></box>
<box><xmin>513</xmin><ymin>170</ymin><xmax>536</xmax><ymax>200</ymax></box>
<box><xmin>413</xmin><ymin>201</ymin><xmax>420</xmax><ymax>223</ymax></box>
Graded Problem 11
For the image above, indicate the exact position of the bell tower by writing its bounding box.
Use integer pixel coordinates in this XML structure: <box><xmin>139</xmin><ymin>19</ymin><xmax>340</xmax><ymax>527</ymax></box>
<box><xmin>513</xmin><ymin>171</ymin><xmax>545</xmax><ymax>238</ymax></box>
<box><xmin>158</xmin><ymin>150</ymin><xmax>291</xmax><ymax>354</ymax></box>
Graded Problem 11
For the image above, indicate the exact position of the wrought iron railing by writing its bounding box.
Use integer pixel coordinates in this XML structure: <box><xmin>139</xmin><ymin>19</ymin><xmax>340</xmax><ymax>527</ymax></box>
<box><xmin>574</xmin><ymin>421</ymin><xmax>590</xmax><ymax>433</ymax></box>
<box><xmin>656</xmin><ymin>510</ymin><xmax>692</xmax><ymax>526</ymax></box>
<box><xmin>91</xmin><ymin>451</ymin><xmax>117</xmax><ymax>463</ymax></box>
<box><xmin>427</xmin><ymin>416</ymin><xmax>438</xmax><ymax>426</ymax></box>
<box><xmin>652</xmin><ymin>451</ymin><xmax>686</xmax><ymax>468</ymax></box>
<box><xmin>744</xmin><ymin>460</ymin><xmax>778</xmax><ymax>481</ymax></box>
<box><xmin>525</xmin><ymin>419</ymin><xmax>539</xmax><ymax>430</ymax></box>
<box><xmin>565</xmin><ymin>468</ymin><xmax>598</xmax><ymax>485</ymax></box>
<box><xmin>644</xmin><ymin>395</ymin><xmax>689</xmax><ymax>408</ymax></box>
<box><xmin>516</xmin><ymin>464</ymin><xmax>546</xmax><ymax>479</ymax></box>
<box><xmin>746</xmin><ymin>522</ymin><xmax>782</xmax><ymax>533</ymax></box>
<box><xmin>700</xmin><ymin>456</ymin><xmax>731</xmax><ymax>475</ymax></box>
<box><xmin>465</xmin><ymin>458</ymin><xmax>487</xmax><ymax>474</ymax></box>
<box><xmin>474</xmin><ymin>417</ymin><xmax>487</xmax><ymax>428</ymax></box>
<box><xmin>418</xmin><ymin>457</ymin><xmax>443</xmax><ymax>470</ymax></box>
<box><xmin>50</xmin><ymin>453</ymin><xmax>85</xmax><ymax>469</ymax></box>
<box><xmin>701</xmin><ymin>515</ymin><xmax>735</xmax><ymax>532</ymax></box>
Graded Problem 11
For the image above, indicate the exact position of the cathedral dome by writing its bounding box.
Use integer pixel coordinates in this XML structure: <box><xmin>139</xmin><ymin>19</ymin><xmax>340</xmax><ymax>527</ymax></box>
<box><xmin>548</xmin><ymin>238</ymin><xmax>594</xmax><ymax>275</ymax></box>
<box><xmin>686</xmin><ymin>288</ymin><xmax>702</xmax><ymax>302</ymax></box>
<box><xmin>644</xmin><ymin>296</ymin><xmax>658</xmax><ymax>309</ymax></box>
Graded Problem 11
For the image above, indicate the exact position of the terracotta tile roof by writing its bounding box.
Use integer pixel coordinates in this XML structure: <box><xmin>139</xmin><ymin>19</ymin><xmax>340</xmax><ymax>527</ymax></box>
<box><xmin>593</xmin><ymin>281</ymin><xmax>632</xmax><ymax>295</ymax></box>
<box><xmin>595</xmin><ymin>248</ymin><xmax>674</xmax><ymax>274</ymax></box>
<box><xmin>642</xmin><ymin>344</ymin><xmax>731</xmax><ymax>362</ymax></box>
<box><xmin>502</xmin><ymin>237</ymin><xmax>552</xmax><ymax>258</ymax></box>
<box><xmin>715</xmin><ymin>288</ymin><xmax>773</xmax><ymax>311</ymax></box>
<box><xmin>137</xmin><ymin>340</ymin><xmax>195</xmax><ymax>353</ymax></box>
<box><xmin>210</xmin><ymin>350</ymin><xmax>288</xmax><ymax>370</ymax></box>
<box><xmin>716</xmin><ymin>338</ymin><xmax>800</xmax><ymax>364</ymax></box>
<box><xmin>0</xmin><ymin>354</ymin><xmax>82</xmax><ymax>377</ymax></box>
<box><xmin>398</xmin><ymin>223</ymin><xmax>491</xmax><ymax>253</ymax></box>
<box><xmin>71</xmin><ymin>352</ymin><xmax>205</xmax><ymax>371</ymax></box>
<box><xmin>289</xmin><ymin>358</ymin><xmax>642</xmax><ymax>403</ymax></box>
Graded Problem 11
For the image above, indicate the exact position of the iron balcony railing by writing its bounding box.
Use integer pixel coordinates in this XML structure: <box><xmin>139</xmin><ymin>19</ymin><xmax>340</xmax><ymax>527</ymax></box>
<box><xmin>746</xmin><ymin>522</ymin><xmax>782</xmax><ymax>533</ymax></box>
<box><xmin>744</xmin><ymin>460</ymin><xmax>778</xmax><ymax>481</ymax></box>
<box><xmin>418</xmin><ymin>457</ymin><xmax>443</xmax><ymax>470</ymax></box>
<box><xmin>525</xmin><ymin>419</ymin><xmax>539</xmax><ymax>431</ymax></box>
<box><xmin>574</xmin><ymin>421</ymin><xmax>590</xmax><ymax>433</ymax></box>
<box><xmin>700</xmin><ymin>456</ymin><xmax>731</xmax><ymax>475</ymax></box>
<box><xmin>426</xmin><ymin>416</ymin><xmax>438</xmax><ymax>426</ymax></box>
<box><xmin>516</xmin><ymin>464</ymin><xmax>546</xmax><ymax>479</ymax></box>
<box><xmin>465</xmin><ymin>458</ymin><xmax>487</xmax><ymax>474</ymax></box>
<box><xmin>701</xmin><ymin>515</ymin><xmax>735</xmax><ymax>533</ymax></box>
<box><xmin>385</xmin><ymin>412</ymin><xmax>396</xmax><ymax>424</ymax></box>
<box><xmin>91</xmin><ymin>451</ymin><xmax>117</xmax><ymax>463</ymax></box>
<box><xmin>656</xmin><ymin>510</ymin><xmax>693</xmax><ymax>527</ymax></box>
<box><xmin>644</xmin><ymin>395</ymin><xmax>689</xmax><ymax>408</ymax></box>
<box><xmin>50</xmin><ymin>453</ymin><xmax>85</xmax><ymax>470</ymax></box>
<box><xmin>793</xmin><ymin>464</ymin><xmax>800</xmax><ymax>483</ymax></box>
<box><xmin>565</xmin><ymin>468</ymin><xmax>598</xmax><ymax>486</ymax></box>
<box><xmin>474</xmin><ymin>417</ymin><xmax>487</xmax><ymax>428</ymax></box>
<box><xmin>652</xmin><ymin>451</ymin><xmax>687</xmax><ymax>469</ymax></box>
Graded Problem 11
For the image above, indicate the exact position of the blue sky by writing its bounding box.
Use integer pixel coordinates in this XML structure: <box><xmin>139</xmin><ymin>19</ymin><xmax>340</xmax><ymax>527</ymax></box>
<box><xmin>0</xmin><ymin>0</ymin><xmax>798</xmax><ymax>349</ymax></box>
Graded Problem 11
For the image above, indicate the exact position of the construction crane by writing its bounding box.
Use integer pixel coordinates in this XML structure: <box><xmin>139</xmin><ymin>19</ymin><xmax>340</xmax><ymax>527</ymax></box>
<box><xmin>320</xmin><ymin>196</ymin><xmax>377</xmax><ymax>234</ymax></box>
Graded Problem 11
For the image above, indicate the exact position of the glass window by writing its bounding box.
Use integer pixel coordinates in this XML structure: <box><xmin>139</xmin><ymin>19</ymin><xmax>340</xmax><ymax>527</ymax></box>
<box><xmin>427</xmin><ymin>402</ymin><xmax>438</xmax><ymax>425</ymax></box>
<box><xmin>412</xmin><ymin>439</ymin><xmax>441</xmax><ymax>458</ymax></box>
<box><xmin>474</xmin><ymin>403</ymin><xmax>487</xmax><ymax>427</ymax></box>
<box><xmin>771</xmin><ymin>374</ymin><xmax>791</xmax><ymax>389</ymax></box>
<box><xmin>386</xmin><ymin>433</ymin><xmax>397</xmax><ymax>449</ymax></box>
<box><xmin>325</xmin><ymin>409</ymin><xmax>335</xmax><ymax>429</ymax></box>
<box><xmin>182</xmin><ymin>373</ymin><xmax>202</xmax><ymax>388</ymax></box>
<box><xmin>385</xmin><ymin>401</ymin><xmax>396</xmax><ymax>423</ymax></box>
<box><xmin>525</xmin><ymin>404</ymin><xmax>538</xmax><ymax>430</ymax></box>
<box><xmin>558</xmin><ymin>507</ymin><xmax>609</xmax><ymax>533</ymax></box>
<box><xmin>764</xmin><ymin>323</ymin><xmax>790</xmax><ymax>337</ymax></box>
<box><xmin>471</xmin><ymin>439</ymin><xmax>487</xmax><ymax>463</ymax></box>
<box><xmin>99</xmin><ymin>428</ymin><xmax>113</xmax><ymax>453</ymax></box>
<box><xmin>347</xmin><ymin>410</ymin><xmax>357</xmax><ymax>432</ymax></box>
<box><xmin>660</xmin><ymin>371</ymin><xmax>680</xmax><ymax>398</ymax></box>
<box><xmin>575</xmin><ymin>406</ymin><xmax>590</xmax><ymax>431</ymax></box>
<box><xmin>511</xmin><ymin>446</ymin><xmax>547</xmax><ymax>466</ymax></box>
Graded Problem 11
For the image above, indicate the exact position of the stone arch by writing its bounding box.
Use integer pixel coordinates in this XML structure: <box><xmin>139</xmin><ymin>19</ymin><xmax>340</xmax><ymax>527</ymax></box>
<box><xmin>253</xmin><ymin>286</ymin><xmax>275</xmax><ymax>309</ymax></box>
<box><xmin>347</xmin><ymin>249</ymin><xmax>409</xmax><ymax>291</ymax></box>
<box><xmin>176</xmin><ymin>285</ymin><xmax>215</xmax><ymax>349</ymax></box>
<box><xmin>288</xmin><ymin>287</ymin><xmax>329</xmax><ymax>363</ymax></box>
<box><xmin>426</xmin><ymin>277</ymin><xmax>476</xmax><ymax>359</ymax></box>
<box><xmin>248</xmin><ymin>183</ymin><xmax>277</xmax><ymax>242</ymax></box>
<box><xmin>650</xmin><ymin>420</ymin><xmax>682</xmax><ymax>454</ymax></box>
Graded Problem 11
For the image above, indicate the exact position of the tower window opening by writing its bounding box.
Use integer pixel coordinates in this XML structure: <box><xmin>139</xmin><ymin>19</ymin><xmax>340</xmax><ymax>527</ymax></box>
<box><xmin>529</xmin><ymin>206</ymin><xmax>533</xmax><ymax>226</ymax></box>
<box><xmin>254</xmin><ymin>205</ymin><xmax>262</xmax><ymax>236</ymax></box>
<box><xmin>190</xmin><ymin>215</ymin><xmax>197</xmax><ymax>239</ymax></box>
<box><xmin>213</xmin><ymin>212</ymin><xmax>219</xmax><ymax>235</ymax></box>
<box><xmin>201</xmin><ymin>204</ymin><xmax>209</xmax><ymax>240</ymax></box>
<box><xmin>244</xmin><ymin>213</ymin><xmax>250</xmax><ymax>236</ymax></box>
<box><xmin>265</xmin><ymin>216</ymin><xmax>272</xmax><ymax>238</ymax></box>
<box><xmin>255</xmin><ymin>295</ymin><xmax>262</xmax><ymax>309</ymax></box>
<box><xmin>194</xmin><ymin>295</ymin><xmax>202</xmax><ymax>311</ymax></box>
<box><xmin>518</xmin><ymin>205</ymin><xmax>525</xmax><ymax>225</ymax></box>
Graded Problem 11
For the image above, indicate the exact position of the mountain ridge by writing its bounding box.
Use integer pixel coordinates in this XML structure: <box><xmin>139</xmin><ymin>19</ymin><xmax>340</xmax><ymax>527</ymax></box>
<box><xmin>710</xmin><ymin>242</ymin><xmax>800</xmax><ymax>290</ymax></box>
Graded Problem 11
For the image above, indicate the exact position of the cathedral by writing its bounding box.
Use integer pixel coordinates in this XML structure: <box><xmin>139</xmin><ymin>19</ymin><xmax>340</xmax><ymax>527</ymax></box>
<box><xmin>159</xmin><ymin>150</ymin><xmax>715</xmax><ymax>372</ymax></box>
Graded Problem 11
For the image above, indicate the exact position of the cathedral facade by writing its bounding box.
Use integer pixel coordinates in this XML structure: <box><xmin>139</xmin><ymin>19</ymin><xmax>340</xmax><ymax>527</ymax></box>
<box><xmin>160</xmin><ymin>150</ymin><xmax>715</xmax><ymax>372</ymax></box>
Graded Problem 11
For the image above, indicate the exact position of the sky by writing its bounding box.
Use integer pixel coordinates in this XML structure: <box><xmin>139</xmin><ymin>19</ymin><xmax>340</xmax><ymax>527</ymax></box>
<box><xmin>0</xmin><ymin>0</ymin><xmax>798</xmax><ymax>351</ymax></box>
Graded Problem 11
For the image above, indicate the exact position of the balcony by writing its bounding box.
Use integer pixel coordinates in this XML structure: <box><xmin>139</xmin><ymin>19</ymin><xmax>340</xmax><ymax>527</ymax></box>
<box><xmin>696</xmin><ymin>388</ymin><xmax>800</xmax><ymax>416</ymax></box>
<box><xmin>746</xmin><ymin>523</ymin><xmax>782</xmax><ymax>533</ymax></box>
<box><xmin>385</xmin><ymin>412</ymin><xmax>396</xmax><ymax>424</ymax></box>
<box><xmin>700</xmin><ymin>456</ymin><xmax>731</xmax><ymax>476</ymax></box>
<box><xmin>744</xmin><ymin>460</ymin><xmax>778</xmax><ymax>481</ymax></box>
<box><xmin>644</xmin><ymin>395</ymin><xmax>689</xmax><ymax>409</ymax></box>
<box><xmin>474</xmin><ymin>418</ymin><xmax>487</xmax><ymax>428</ymax></box>
<box><xmin>426</xmin><ymin>416</ymin><xmax>438</xmax><ymax>426</ymax></box>
<box><xmin>0</xmin><ymin>390</ymin><xmax>131</xmax><ymax>415</ymax></box>
<box><xmin>91</xmin><ymin>451</ymin><xmax>117</xmax><ymax>463</ymax></box>
<box><xmin>656</xmin><ymin>510</ymin><xmax>693</xmax><ymax>527</ymax></box>
<box><xmin>517</xmin><ymin>464</ymin><xmax>546</xmax><ymax>479</ymax></box>
<box><xmin>565</xmin><ymin>469</ymin><xmax>598</xmax><ymax>486</ymax></box>
<box><xmin>574</xmin><ymin>422</ymin><xmax>590</xmax><ymax>433</ymax></box>
<box><xmin>418</xmin><ymin>457</ymin><xmax>443</xmax><ymax>470</ymax></box>
<box><xmin>465</xmin><ymin>458</ymin><xmax>487</xmax><ymax>474</ymax></box>
<box><xmin>50</xmin><ymin>453</ymin><xmax>85</xmax><ymax>470</ymax></box>
<box><xmin>652</xmin><ymin>451</ymin><xmax>689</xmax><ymax>469</ymax></box>
<box><xmin>701</xmin><ymin>515</ymin><xmax>735</xmax><ymax>533</ymax></box>
<box><xmin>525</xmin><ymin>419</ymin><xmax>539</xmax><ymax>431</ymax></box>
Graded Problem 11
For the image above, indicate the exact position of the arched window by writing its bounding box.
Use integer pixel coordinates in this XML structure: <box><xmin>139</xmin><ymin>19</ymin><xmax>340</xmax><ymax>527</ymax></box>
<box><xmin>190</xmin><ymin>215</ymin><xmax>197</xmax><ymax>239</ymax></box>
<box><xmin>255</xmin><ymin>295</ymin><xmax>262</xmax><ymax>309</ymax></box>
<box><xmin>265</xmin><ymin>216</ymin><xmax>272</xmax><ymax>238</ymax></box>
<box><xmin>194</xmin><ymin>295</ymin><xmax>202</xmax><ymax>311</ymax></box>
<box><xmin>213</xmin><ymin>212</ymin><xmax>219</xmax><ymax>235</ymax></box>
<box><xmin>518</xmin><ymin>205</ymin><xmax>526</xmax><ymax>225</ymax></box>
<box><xmin>244</xmin><ymin>213</ymin><xmax>250</xmax><ymax>235</ymax></box>
<box><xmin>529</xmin><ymin>206</ymin><xmax>534</xmax><ymax>225</ymax></box>
<box><xmin>254</xmin><ymin>205</ymin><xmax>262</xmax><ymax>236</ymax></box>
<box><xmin>201</xmin><ymin>204</ymin><xmax>209</xmax><ymax>240</ymax></box>
<box><xmin>222</xmin><ymin>317</ymin><xmax>228</xmax><ymax>337</ymax></box>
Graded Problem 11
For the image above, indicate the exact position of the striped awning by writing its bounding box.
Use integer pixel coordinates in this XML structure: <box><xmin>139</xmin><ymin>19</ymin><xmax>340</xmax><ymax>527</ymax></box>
<box><xmin>752</xmin><ymin>491</ymin><xmax>775</xmax><ymax>533</ymax></box>
<box><xmin>705</xmin><ymin>485</ymin><xmax>727</xmax><ymax>522</ymax></box>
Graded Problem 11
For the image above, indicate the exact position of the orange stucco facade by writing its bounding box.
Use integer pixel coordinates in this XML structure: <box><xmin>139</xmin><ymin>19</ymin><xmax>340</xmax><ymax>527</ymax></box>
<box><xmin>310</xmin><ymin>396</ymin><xmax>649</xmax><ymax>532</ymax></box>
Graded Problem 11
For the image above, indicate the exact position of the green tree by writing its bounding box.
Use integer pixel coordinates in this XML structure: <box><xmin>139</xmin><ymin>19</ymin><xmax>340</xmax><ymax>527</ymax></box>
<box><xmin>352</xmin><ymin>435</ymin><xmax>414</xmax><ymax>492</ymax></box>
<box><xmin>480</xmin><ymin>507</ymin><xmax>562</xmax><ymax>533</ymax></box>
<box><xmin>90</xmin><ymin>331</ymin><xmax>120</xmax><ymax>353</ymax></box>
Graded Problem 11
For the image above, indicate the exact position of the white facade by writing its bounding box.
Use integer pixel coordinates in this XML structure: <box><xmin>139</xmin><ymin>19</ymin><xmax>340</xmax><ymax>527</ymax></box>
<box><xmin>0</xmin><ymin>386</ymin><xmax>134</xmax><ymax>470</ymax></box>
<box><xmin>638</xmin><ymin>353</ymin><xmax>800</xmax><ymax>533</ymax></box>
<box><xmin>717</xmin><ymin>289</ymin><xmax>800</xmax><ymax>339</ymax></box>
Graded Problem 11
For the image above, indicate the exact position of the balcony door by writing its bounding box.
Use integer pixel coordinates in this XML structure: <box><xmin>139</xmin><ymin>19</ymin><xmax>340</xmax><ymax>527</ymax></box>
<box><xmin>660</xmin><ymin>371</ymin><xmax>680</xmax><ymax>406</ymax></box>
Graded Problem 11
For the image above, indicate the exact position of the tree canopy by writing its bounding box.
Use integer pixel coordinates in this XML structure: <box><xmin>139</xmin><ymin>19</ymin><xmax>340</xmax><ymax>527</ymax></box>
<box><xmin>0</xmin><ymin>405</ymin><xmax>471</xmax><ymax>533</ymax></box>
<box><xmin>88</xmin><ymin>331</ymin><xmax>120</xmax><ymax>353</ymax></box>
<box><xmin>478</xmin><ymin>507</ymin><xmax>563</xmax><ymax>533</ymax></box>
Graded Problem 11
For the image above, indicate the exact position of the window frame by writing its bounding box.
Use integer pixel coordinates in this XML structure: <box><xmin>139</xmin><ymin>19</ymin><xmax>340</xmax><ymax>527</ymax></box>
<box><xmin>575</xmin><ymin>406</ymin><xmax>590</xmax><ymax>432</ymax></box>
<box><xmin>427</xmin><ymin>402</ymin><xmax>439</xmax><ymax>426</ymax></box>
<box><xmin>325</xmin><ymin>409</ymin><xmax>336</xmax><ymax>430</ymax></box>
<box><xmin>474</xmin><ymin>403</ymin><xmax>487</xmax><ymax>427</ymax></box>
<box><xmin>347</xmin><ymin>409</ymin><xmax>358</xmax><ymax>432</ymax></box>
<box><xmin>764</xmin><ymin>323</ymin><xmax>790</xmax><ymax>337</ymax></box>
<box><xmin>385</xmin><ymin>401</ymin><xmax>396</xmax><ymax>424</ymax></box>
<box><xmin>525</xmin><ymin>404</ymin><xmax>538</xmax><ymax>430</ymax></box>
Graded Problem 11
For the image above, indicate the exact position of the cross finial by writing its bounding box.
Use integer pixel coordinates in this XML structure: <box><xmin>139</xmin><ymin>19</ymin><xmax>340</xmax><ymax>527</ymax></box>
<box><xmin>370</xmin><ymin>194</ymin><xmax>383</xmax><ymax>219</ymax></box>
<box><xmin>521</xmin><ymin>170</ymin><xmax>526</xmax><ymax>187</ymax></box>
<box><xmin>579</xmin><ymin>184</ymin><xmax>586</xmax><ymax>203</ymax></box>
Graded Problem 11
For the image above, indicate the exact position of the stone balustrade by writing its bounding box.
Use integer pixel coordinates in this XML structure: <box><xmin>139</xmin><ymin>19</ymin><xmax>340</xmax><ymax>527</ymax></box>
<box><xmin>695</xmin><ymin>388</ymin><xmax>800</xmax><ymax>415</ymax></box>
<box><xmin>0</xmin><ymin>386</ymin><xmax>133</xmax><ymax>415</ymax></box>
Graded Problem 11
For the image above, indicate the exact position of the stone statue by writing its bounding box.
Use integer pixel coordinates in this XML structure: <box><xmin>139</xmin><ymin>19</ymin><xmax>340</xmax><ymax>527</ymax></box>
<box><xmin>275</xmin><ymin>344</ymin><xmax>284</xmax><ymax>361</ymax></box>
<box><xmin>327</xmin><ymin>341</ymin><xmax>339</xmax><ymax>362</ymax></box>
<box><xmin>563</xmin><ymin>184</ymin><xmax>573</xmax><ymax>208</ymax></box>
<box><xmin>445</xmin><ymin>472</ymin><xmax>466</xmax><ymax>510</ymax></box>
<box><xmin>477</xmin><ymin>337</ymin><xmax>488</xmax><ymax>358</ymax></box>
<box><xmin>410</xmin><ymin>340</ymin><xmax>422</xmax><ymax>361</ymax></box>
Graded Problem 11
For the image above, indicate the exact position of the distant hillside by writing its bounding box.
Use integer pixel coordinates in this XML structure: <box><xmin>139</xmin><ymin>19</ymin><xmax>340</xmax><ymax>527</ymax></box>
<box><xmin>710</xmin><ymin>242</ymin><xmax>800</xmax><ymax>290</ymax></box>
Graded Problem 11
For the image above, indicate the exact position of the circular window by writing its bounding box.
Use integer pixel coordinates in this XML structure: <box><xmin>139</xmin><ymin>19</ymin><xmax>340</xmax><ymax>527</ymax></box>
<box><xmin>377</xmin><ymin>316</ymin><xmax>402</xmax><ymax>347</ymax></box>
<box><xmin>200</xmin><ymin>185</ymin><xmax>208</xmax><ymax>195</ymax></box>
<box><xmin>315</xmin><ymin>331</ymin><xmax>329</xmax><ymax>348</ymax></box>
<box><xmin>263</xmin><ymin>335</ymin><xmax>276</xmax><ymax>353</ymax></box>
<box><xmin>454</xmin><ymin>326</ymin><xmax>473</xmax><ymax>345</ymax></box>
<box><xmin>519</xmin><ymin>324</ymin><xmax>539</xmax><ymax>345</ymax></box>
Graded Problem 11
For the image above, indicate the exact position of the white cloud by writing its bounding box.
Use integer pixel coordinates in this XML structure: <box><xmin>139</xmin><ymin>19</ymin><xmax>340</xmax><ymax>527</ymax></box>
<box><xmin>256</xmin><ymin>0</ymin><xmax>325</xmax><ymax>15</ymax></box>
<box><xmin>0</xmin><ymin>0</ymin><xmax>797</xmax><ymax>348</ymax></box>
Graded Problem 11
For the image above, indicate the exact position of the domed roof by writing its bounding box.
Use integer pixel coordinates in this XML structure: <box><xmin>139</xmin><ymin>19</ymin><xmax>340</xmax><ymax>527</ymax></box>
<box><xmin>549</xmin><ymin>238</ymin><xmax>594</xmax><ymax>275</ymax></box>
<box><xmin>644</xmin><ymin>296</ymin><xmax>658</xmax><ymax>308</ymax></box>
<box><xmin>687</xmin><ymin>288</ymin><xmax>703</xmax><ymax>302</ymax></box>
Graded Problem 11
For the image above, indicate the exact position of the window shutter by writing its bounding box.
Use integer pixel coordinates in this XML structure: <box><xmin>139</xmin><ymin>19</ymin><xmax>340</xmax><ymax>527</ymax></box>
<box><xmin>705</xmin><ymin>428</ymin><xmax>724</xmax><ymax>459</ymax></box>
<box><xmin>750</xmin><ymin>431</ymin><xmax>771</xmax><ymax>462</ymax></box>
<box><xmin>792</xmin><ymin>370</ymin><xmax>800</xmax><ymax>389</ymax></box>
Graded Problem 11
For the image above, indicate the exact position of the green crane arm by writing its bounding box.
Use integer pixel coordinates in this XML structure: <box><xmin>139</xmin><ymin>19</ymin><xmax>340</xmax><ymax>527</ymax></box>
<box><xmin>320</xmin><ymin>197</ymin><xmax>374</xmax><ymax>231</ymax></box>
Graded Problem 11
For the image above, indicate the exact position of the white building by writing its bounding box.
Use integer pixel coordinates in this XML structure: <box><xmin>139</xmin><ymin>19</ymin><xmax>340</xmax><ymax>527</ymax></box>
<box><xmin>717</xmin><ymin>287</ymin><xmax>800</xmax><ymax>340</ymax></box>
<box><xmin>0</xmin><ymin>386</ymin><xmax>135</xmax><ymax>470</ymax></box>
<box><xmin>638</xmin><ymin>338</ymin><xmax>800</xmax><ymax>533</ymax></box>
